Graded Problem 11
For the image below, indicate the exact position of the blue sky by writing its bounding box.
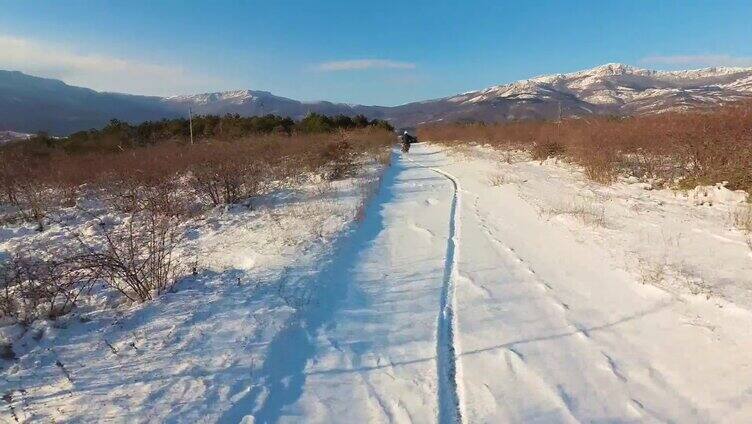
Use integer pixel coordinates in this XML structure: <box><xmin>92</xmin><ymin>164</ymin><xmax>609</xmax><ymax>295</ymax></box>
<box><xmin>1</xmin><ymin>0</ymin><xmax>751</xmax><ymax>105</ymax></box>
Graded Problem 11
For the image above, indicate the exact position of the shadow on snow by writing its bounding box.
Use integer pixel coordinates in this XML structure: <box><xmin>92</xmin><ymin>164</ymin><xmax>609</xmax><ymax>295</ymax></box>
<box><xmin>218</xmin><ymin>151</ymin><xmax>404</xmax><ymax>424</ymax></box>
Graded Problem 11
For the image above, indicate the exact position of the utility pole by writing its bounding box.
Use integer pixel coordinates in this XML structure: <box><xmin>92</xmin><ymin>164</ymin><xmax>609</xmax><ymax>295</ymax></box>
<box><xmin>189</xmin><ymin>106</ymin><xmax>194</xmax><ymax>145</ymax></box>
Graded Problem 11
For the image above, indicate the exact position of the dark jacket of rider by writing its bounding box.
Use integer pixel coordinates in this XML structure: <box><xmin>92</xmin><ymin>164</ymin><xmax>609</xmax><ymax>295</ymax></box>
<box><xmin>402</xmin><ymin>131</ymin><xmax>417</xmax><ymax>144</ymax></box>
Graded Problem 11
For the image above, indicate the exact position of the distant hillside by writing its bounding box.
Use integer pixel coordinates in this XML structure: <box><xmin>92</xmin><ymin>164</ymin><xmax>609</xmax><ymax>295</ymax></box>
<box><xmin>0</xmin><ymin>70</ymin><xmax>177</xmax><ymax>135</ymax></box>
<box><xmin>3</xmin><ymin>64</ymin><xmax>752</xmax><ymax>135</ymax></box>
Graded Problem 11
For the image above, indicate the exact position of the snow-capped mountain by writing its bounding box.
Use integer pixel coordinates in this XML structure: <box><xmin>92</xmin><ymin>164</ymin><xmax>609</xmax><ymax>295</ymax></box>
<box><xmin>166</xmin><ymin>63</ymin><xmax>752</xmax><ymax>128</ymax></box>
<box><xmin>451</xmin><ymin>63</ymin><xmax>752</xmax><ymax>111</ymax></box>
<box><xmin>0</xmin><ymin>130</ymin><xmax>32</xmax><ymax>144</ymax></box>
<box><xmin>166</xmin><ymin>90</ymin><xmax>265</xmax><ymax>105</ymax></box>
<box><xmin>162</xmin><ymin>89</ymin><xmax>370</xmax><ymax>119</ymax></box>
<box><xmin>3</xmin><ymin>64</ymin><xmax>752</xmax><ymax>135</ymax></box>
<box><xmin>383</xmin><ymin>63</ymin><xmax>752</xmax><ymax>126</ymax></box>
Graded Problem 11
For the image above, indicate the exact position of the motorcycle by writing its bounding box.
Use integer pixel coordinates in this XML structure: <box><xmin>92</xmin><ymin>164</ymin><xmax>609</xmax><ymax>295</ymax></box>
<box><xmin>400</xmin><ymin>133</ymin><xmax>416</xmax><ymax>153</ymax></box>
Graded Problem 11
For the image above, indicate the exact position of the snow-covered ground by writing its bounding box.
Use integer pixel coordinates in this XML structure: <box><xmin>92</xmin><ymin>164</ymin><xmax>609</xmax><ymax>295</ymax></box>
<box><xmin>435</xmin><ymin>144</ymin><xmax>752</xmax><ymax>422</ymax></box>
<box><xmin>0</xmin><ymin>165</ymin><xmax>386</xmax><ymax>422</ymax></box>
<box><xmin>2</xmin><ymin>143</ymin><xmax>752</xmax><ymax>422</ymax></box>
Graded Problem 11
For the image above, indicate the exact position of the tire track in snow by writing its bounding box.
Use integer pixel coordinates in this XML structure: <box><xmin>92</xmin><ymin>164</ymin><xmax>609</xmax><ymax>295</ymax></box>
<box><xmin>406</xmin><ymin>154</ymin><xmax>464</xmax><ymax>424</ymax></box>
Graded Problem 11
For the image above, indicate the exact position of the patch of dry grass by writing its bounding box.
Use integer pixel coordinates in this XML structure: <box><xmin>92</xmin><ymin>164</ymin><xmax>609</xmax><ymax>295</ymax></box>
<box><xmin>732</xmin><ymin>204</ymin><xmax>752</xmax><ymax>233</ymax></box>
<box><xmin>487</xmin><ymin>172</ymin><xmax>507</xmax><ymax>186</ymax></box>
<box><xmin>542</xmin><ymin>197</ymin><xmax>607</xmax><ymax>227</ymax></box>
<box><xmin>731</xmin><ymin>204</ymin><xmax>752</xmax><ymax>251</ymax></box>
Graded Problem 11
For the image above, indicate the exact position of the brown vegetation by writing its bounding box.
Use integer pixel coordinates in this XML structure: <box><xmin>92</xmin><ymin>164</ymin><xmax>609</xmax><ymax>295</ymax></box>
<box><xmin>0</xmin><ymin>128</ymin><xmax>394</xmax><ymax>220</ymax></box>
<box><xmin>0</xmin><ymin>253</ymin><xmax>97</xmax><ymax>323</ymax></box>
<box><xmin>0</xmin><ymin>127</ymin><xmax>394</xmax><ymax>322</ymax></box>
<box><xmin>419</xmin><ymin>103</ymin><xmax>752</xmax><ymax>191</ymax></box>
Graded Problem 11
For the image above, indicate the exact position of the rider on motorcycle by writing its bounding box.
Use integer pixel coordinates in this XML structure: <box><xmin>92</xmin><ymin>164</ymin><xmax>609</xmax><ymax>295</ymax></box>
<box><xmin>400</xmin><ymin>130</ymin><xmax>417</xmax><ymax>152</ymax></box>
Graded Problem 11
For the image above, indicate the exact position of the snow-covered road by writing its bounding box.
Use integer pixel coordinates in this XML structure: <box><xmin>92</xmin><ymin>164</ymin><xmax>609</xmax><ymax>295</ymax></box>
<box><xmin>233</xmin><ymin>147</ymin><xmax>462</xmax><ymax>423</ymax></box>
<box><xmin>240</xmin><ymin>143</ymin><xmax>752</xmax><ymax>423</ymax></box>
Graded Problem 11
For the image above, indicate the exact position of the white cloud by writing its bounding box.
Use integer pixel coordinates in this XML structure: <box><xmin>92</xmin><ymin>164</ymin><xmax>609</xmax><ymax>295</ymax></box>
<box><xmin>315</xmin><ymin>59</ymin><xmax>416</xmax><ymax>72</ymax></box>
<box><xmin>0</xmin><ymin>34</ymin><xmax>223</xmax><ymax>96</ymax></box>
<box><xmin>640</xmin><ymin>54</ymin><xmax>752</xmax><ymax>68</ymax></box>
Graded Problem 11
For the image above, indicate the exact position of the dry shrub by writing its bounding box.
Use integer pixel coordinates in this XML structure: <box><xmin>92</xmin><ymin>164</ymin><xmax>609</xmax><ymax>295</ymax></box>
<box><xmin>637</xmin><ymin>257</ymin><xmax>668</xmax><ymax>286</ymax></box>
<box><xmin>487</xmin><ymin>173</ymin><xmax>507</xmax><ymax>186</ymax></box>
<box><xmin>185</xmin><ymin>141</ymin><xmax>271</xmax><ymax>206</ymax></box>
<box><xmin>0</xmin><ymin>152</ymin><xmax>55</xmax><ymax>229</ymax></box>
<box><xmin>419</xmin><ymin>102</ymin><xmax>752</xmax><ymax>191</ymax></box>
<box><xmin>70</xmin><ymin>211</ymin><xmax>184</xmax><ymax>302</ymax></box>
<box><xmin>581</xmin><ymin>147</ymin><xmax>619</xmax><ymax>184</ymax></box>
<box><xmin>14</xmin><ymin>181</ymin><xmax>51</xmax><ymax>231</ymax></box>
<box><xmin>531</xmin><ymin>140</ymin><xmax>566</xmax><ymax>161</ymax></box>
<box><xmin>0</xmin><ymin>254</ymin><xmax>97</xmax><ymax>323</ymax></box>
<box><xmin>0</xmin><ymin>127</ymin><xmax>394</xmax><ymax>321</ymax></box>
<box><xmin>544</xmin><ymin>197</ymin><xmax>606</xmax><ymax>227</ymax></box>
<box><xmin>321</xmin><ymin>141</ymin><xmax>355</xmax><ymax>181</ymax></box>
<box><xmin>0</xmin><ymin>128</ymin><xmax>395</xmax><ymax>218</ymax></box>
<box><xmin>732</xmin><ymin>204</ymin><xmax>752</xmax><ymax>234</ymax></box>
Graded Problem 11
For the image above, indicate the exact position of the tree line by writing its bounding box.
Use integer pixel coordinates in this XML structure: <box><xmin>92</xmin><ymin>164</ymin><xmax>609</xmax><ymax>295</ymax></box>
<box><xmin>13</xmin><ymin>113</ymin><xmax>394</xmax><ymax>155</ymax></box>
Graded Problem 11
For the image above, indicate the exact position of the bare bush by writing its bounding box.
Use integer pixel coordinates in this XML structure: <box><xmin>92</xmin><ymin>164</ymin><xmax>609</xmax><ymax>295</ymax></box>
<box><xmin>731</xmin><ymin>204</ymin><xmax>752</xmax><ymax>252</ymax></box>
<box><xmin>0</xmin><ymin>127</ymin><xmax>394</xmax><ymax>321</ymax></box>
<box><xmin>186</xmin><ymin>143</ymin><xmax>270</xmax><ymax>206</ymax></box>
<box><xmin>321</xmin><ymin>141</ymin><xmax>355</xmax><ymax>181</ymax></box>
<box><xmin>637</xmin><ymin>257</ymin><xmax>668</xmax><ymax>286</ymax></box>
<box><xmin>419</xmin><ymin>102</ymin><xmax>752</xmax><ymax>191</ymax></box>
<box><xmin>531</xmin><ymin>140</ymin><xmax>566</xmax><ymax>161</ymax></box>
<box><xmin>0</xmin><ymin>154</ymin><xmax>53</xmax><ymax>230</ymax></box>
<box><xmin>0</xmin><ymin>203</ymin><xmax>184</xmax><ymax>322</ymax></box>
<box><xmin>732</xmin><ymin>204</ymin><xmax>752</xmax><ymax>234</ymax></box>
<box><xmin>0</xmin><ymin>128</ymin><xmax>394</xmax><ymax>214</ymax></box>
<box><xmin>14</xmin><ymin>182</ymin><xmax>51</xmax><ymax>231</ymax></box>
<box><xmin>0</xmin><ymin>254</ymin><xmax>97</xmax><ymax>323</ymax></box>
<box><xmin>487</xmin><ymin>173</ymin><xmax>507</xmax><ymax>186</ymax></box>
<box><xmin>68</xmin><ymin>209</ymin><xmax>185</xmax><ymax>302</ymax></box>
<box><xmin>543</xmin><ymin>197</ymin><xmax>607</xmax><ymax>227</ymax></box>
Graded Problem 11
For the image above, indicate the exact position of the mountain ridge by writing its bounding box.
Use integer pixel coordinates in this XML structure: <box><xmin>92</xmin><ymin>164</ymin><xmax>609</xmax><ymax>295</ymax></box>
<box><xmin>2</xmin><ymin>63</ymin><xmax>752</xmax><ymax>135</ymax></box>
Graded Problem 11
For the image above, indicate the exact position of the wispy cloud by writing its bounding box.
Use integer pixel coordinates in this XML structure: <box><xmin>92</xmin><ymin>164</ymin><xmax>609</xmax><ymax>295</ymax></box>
<box><xmin>640</xmin><ymin>54</ymin><xmax>752</xmax><ymax>68</ymax></box>
<box><xmin>314</xmin><ymin>59</ymin><xmax>416</xmax><ymax>72</ymax></box>
<box><xmin>0</xmin><ymin>34</ymin><xmax>223</xmax><ymax>95</ymax></box>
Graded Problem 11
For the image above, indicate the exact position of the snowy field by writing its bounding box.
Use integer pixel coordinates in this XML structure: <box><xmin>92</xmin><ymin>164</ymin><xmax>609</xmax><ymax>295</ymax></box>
<box><xmin>2</xmin><ymin>143</ymin><xmax>752</xmax><ymax>422</ymax></box>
